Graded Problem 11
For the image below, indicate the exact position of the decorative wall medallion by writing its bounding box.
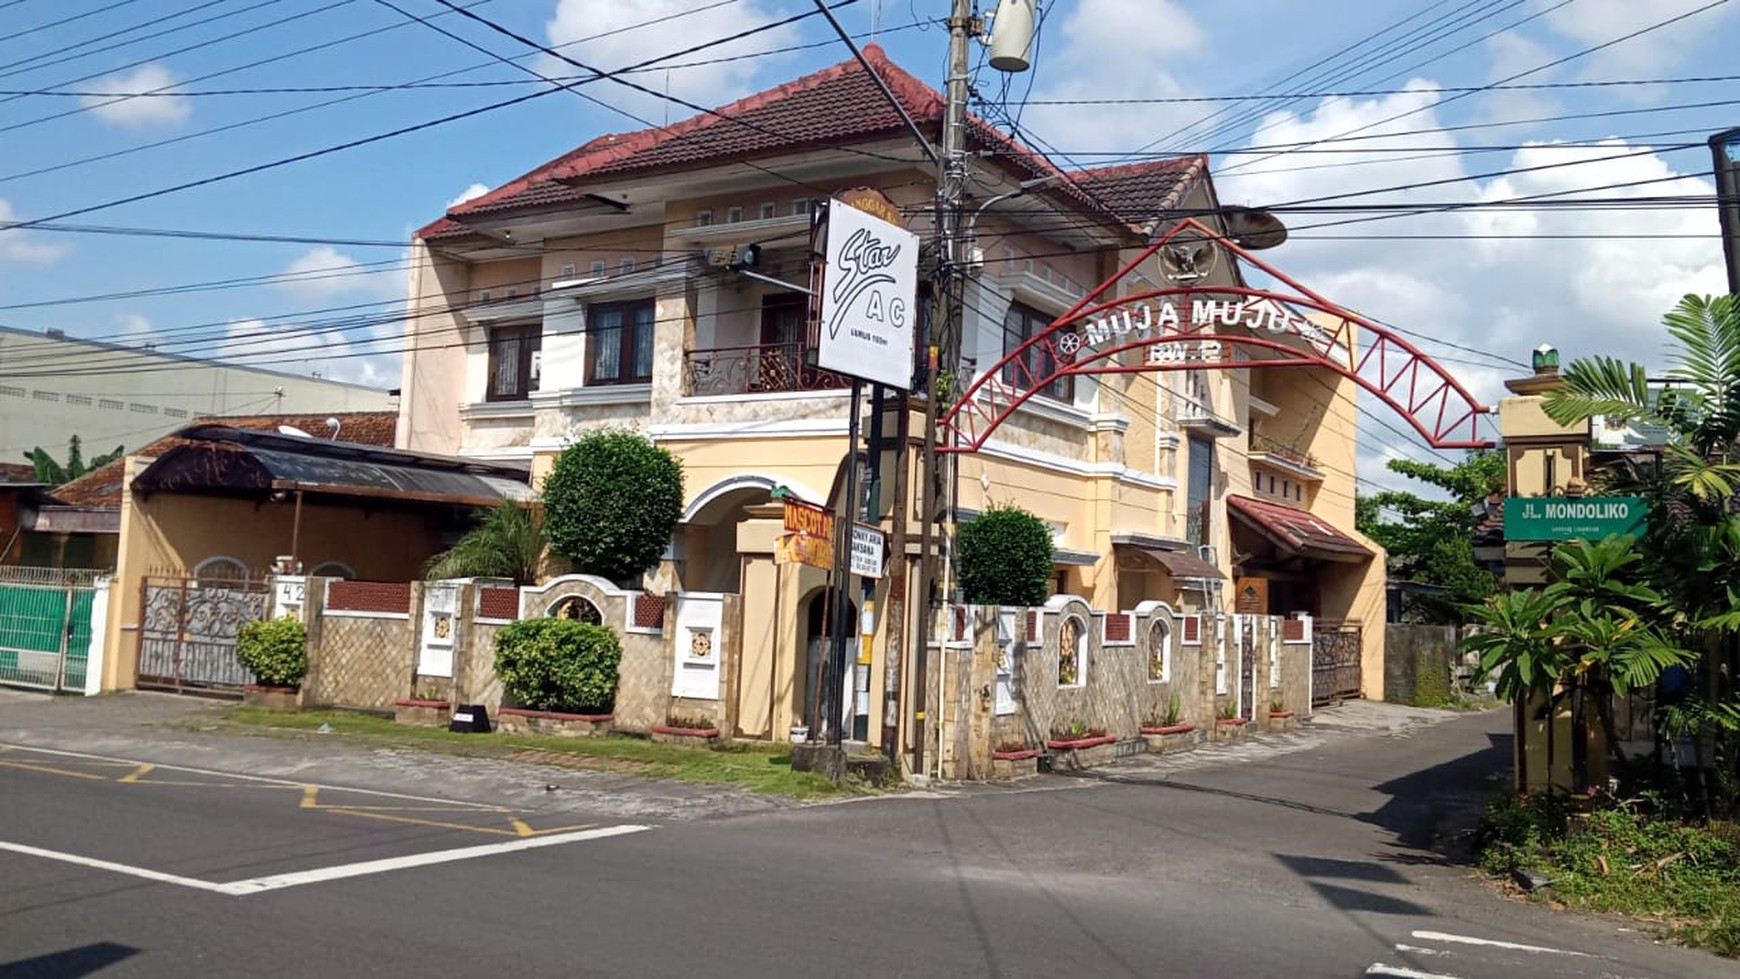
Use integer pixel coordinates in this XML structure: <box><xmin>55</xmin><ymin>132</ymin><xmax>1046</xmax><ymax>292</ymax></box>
<box><xmin>690</xmin><ymin>630</ymin><xmax>713</xmax><ymax>659</ymax></box>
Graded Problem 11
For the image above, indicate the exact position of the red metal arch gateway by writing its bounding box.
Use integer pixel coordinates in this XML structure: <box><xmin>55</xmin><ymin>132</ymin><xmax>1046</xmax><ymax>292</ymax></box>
<box><xmin>940</xmin><ymin>219</ymin><xmax>1494</xmax><ymax>452</ymax></box>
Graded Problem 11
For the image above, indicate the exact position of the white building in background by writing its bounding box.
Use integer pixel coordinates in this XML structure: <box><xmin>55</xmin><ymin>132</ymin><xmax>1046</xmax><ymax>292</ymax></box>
<box><xmin>0</xmin><ymin>325</ymin><xmax>395</xmax><ymax>461</ymax></box>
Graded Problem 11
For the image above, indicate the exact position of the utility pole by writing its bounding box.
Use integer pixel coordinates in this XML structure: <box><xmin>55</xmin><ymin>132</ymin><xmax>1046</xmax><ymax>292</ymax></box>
<box><xmin>913</xmin><ymin>0</ymin><xmax>977</xmax><ymax>776</ymax></box>
<box><xmin>1711</xmin><ymin>126</ymin><xmax>1740</xmax><ymax>295</ymax></box>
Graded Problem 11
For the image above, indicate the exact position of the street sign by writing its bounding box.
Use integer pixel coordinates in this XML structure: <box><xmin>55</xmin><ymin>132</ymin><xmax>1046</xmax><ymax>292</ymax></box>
<box><xmin>850</xmin><ymin>523</ymin><xmax>886</xmax><ymax>579</ymax></box>
<box><xmin>1503</xmin><ymin>496</ymin><xmax>1646</xmax><ymax>542</ymax></box>
<box><xmin>816</xmin><ymin>200</ymin><xmax>918</xmax><ymax>390</ymax></box>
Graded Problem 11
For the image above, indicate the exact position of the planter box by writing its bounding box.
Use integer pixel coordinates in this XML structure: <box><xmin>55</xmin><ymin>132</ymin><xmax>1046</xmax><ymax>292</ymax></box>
<box><xmin>991</xmin><ymin>748</ymin><xmax>1039</xmax><ymax>780</ymax></box>
<box><xmin>650</xmin><ymin>724</ymin><xmax>720</xmax><ymax>746</ymax></box>
<box><xmin>393</xmin><ymin>699</ymin><xmax>452</xmax><ymax>727</ymax></box>
<box><xmin>497</xmin><ymin>707</ymin><xmax>614</xmax><ymax>738</ymax></box>
<box><xmin>1046</xmin><ymin>734</ymin><xmax>1117</xmax><ymax>770</ymax></box>
<box><xmin>1266</xmin><ymin>710</ymin><xmax>1297</xmax><ymax>733</ymax></box>
<box><xmin>1139</xmin><ymin>723</ymin><xmax>1198</xmax><ymax>754</ymax></box>
<box><xmin>242</xmin><ymin>684</ymin><xmax>300</xmax><ymax>711</ymax></box>
<box><xmin>1214</xmin><ymin>717</ymin><xmax>1250</xmax><ymax>742</ymax></box>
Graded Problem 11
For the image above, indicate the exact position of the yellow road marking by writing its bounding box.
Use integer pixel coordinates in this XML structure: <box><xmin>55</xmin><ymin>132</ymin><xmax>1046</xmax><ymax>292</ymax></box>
<box><xmin>509</xmin><ymin>818</ymin><xmax>597</xmax><ymax>838</ymax></box>
<box><xmin>117</xmin><ymin>764</ymin><xmax>153</xmax><ymax>783</ymax></box>
<box><xmin>0</xmin><ymin>759</ymin><xmax>107</xmax><ymax>779</ymax></box>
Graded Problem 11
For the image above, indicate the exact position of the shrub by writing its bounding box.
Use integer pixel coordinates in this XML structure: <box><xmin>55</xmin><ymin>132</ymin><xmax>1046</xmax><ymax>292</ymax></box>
<box><xmin>542</xmin><ymin>429</ymin><xmax>684</xmax><ymax>585</ymax></box>
<box><xmin>236</xmin><ymin>617</ymin><xmax>308</xmax><ymax>688</ymax></box>
<box><xmin>493</xmin><ymin>617</ymin><xmax>622</xmax><ymax>714</ymax></box>
<box><xmin>957</xmin><ymin>504</ymin><xmax>1053</xmax><ymax>606</ymax></box>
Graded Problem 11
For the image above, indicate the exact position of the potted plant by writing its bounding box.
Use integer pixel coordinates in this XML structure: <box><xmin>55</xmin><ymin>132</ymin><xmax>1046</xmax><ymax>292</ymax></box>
<box><xmin>1140</xmin><ymin>691</ymin><xmax>1198</xmax><ymax>752</ymax></box>
<box><xmin>991</xmin><ymin>739</ymin><xmax>1040</xmax><ymax>779</ymax></box>
<box><xmin>1214</xmin><ymin>699</ymin><xmax>1249</xmax><ymax>741</ymax></box>
<box><xmin>652</xmin><ymin>712</ymin><xmax>721</xmax><ymax>746</ymax></box>
<box><xmin>394</xmin><ymin>682</ymin><xmax>453</xmax><ymax>727</ymax></box>
<box><xmin>237</xmin><ymin>617</ymin><xmax>307</xmax><ymax>710</ymax></box>
<box><xmin>1267</xmin><ymin>695</ymin><xmax>1296</xmax><ymax>733</ymax></box>
<box><xmin>1046</xmin><ymin>718</ymin><xmax>1117</xmax><ymax>769</ymax></box>
<box><xmin>493</xmin><ymin>617</ymin><xmax>622</xmax><ymax>737</ymax></box>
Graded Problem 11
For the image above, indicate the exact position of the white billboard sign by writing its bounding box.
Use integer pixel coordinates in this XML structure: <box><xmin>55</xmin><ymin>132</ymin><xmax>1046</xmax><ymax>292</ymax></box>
<box><xmin>817</xmin><ymin>201</ymin><xmax>919</xmax><ymax>390</ymax></box>
<box><xmin>850</xmin><ymin>524</ymin><xmax>886</xmax><ymax>579</ymax></box>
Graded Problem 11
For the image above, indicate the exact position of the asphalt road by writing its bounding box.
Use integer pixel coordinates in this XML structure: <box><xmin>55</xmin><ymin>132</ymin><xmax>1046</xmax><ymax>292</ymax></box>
<box><xmin>0</xmin><ymin>695</ymin><xmax>1731</xmax><ymax>979</ymax></box>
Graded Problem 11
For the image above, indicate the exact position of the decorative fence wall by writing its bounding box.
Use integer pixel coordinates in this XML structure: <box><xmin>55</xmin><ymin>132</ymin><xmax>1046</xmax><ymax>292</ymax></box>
<box><xmin>932</xmin><ymin>600</ymin><xmax>1315</xmax><ymax>780</ymax></box>
<box><xmin>290</xmin><ymin>574</ymin><xmax>675</xmax><ymax>732</ymax></box>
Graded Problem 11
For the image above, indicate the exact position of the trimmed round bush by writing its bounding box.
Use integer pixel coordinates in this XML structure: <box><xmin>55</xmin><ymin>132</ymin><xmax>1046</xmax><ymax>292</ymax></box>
<box><xmin>236</xmin><ymin>617</ymin><xmax>308</xmax><ymax>687</ymax></box>
<box><xmin>957</xmin><ymin>504</ymin><xmax>1054</xmax><ymax>607</ymax></box>
<box><xmin>542</xmin><ymin>428</ymin><xmax>684</xmax><ymax>585</ymax></box>
<box><xmin>494</xmin><ymin>617</ymin><xmax>622</xmax><ymax>714</ymax></box>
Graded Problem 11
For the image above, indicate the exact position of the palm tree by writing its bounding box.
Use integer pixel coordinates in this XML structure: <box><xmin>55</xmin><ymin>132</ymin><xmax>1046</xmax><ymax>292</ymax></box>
<box><xmin>1536</xmin><ymin>293</ymin><xmax>1739</xmax><ymax>810</ymax></box>
<box><xmin>422</xmin><ymin>502</ymin><xmax>547</xmax><ymax>586</ymax></box>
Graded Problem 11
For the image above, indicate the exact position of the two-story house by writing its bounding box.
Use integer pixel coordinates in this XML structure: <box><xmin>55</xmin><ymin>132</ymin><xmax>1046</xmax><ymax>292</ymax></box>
<box><xmin>397</xmin><ymin>45</ymin><xmax>1386</xmax><ymax>746</ymax></box>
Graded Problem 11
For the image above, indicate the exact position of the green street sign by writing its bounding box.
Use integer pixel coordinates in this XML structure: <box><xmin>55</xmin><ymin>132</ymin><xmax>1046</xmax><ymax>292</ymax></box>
<box><xmin>1503</xmin><ymin>496</ymin><xmax>1646</xmax><ymax>542</ymax></box>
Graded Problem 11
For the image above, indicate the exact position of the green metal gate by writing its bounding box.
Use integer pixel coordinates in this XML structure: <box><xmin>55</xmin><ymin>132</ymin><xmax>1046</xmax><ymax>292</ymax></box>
<box><xmin>0</xmin><ymin>567</ymin><xmax>102</xmax><ymax>693</ymax></box>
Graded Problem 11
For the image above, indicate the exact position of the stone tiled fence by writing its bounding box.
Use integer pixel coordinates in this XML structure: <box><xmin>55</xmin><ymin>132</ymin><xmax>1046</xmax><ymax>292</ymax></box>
<box><xmin>288</xmin><ymin>574</ymin><xmax>677</xmax><ymax>732</ymax></box>
<box><xmin>933</xmin><ymin>599</ymin><xmax>1315</xmax><ymax>780</ymax></box>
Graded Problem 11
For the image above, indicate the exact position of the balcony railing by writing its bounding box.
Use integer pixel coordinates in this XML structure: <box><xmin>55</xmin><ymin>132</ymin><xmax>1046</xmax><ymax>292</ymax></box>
<box><xmin>1250</xmin><ymin>433</ymin><xmax>1322</xmax><ymax>476</ymax></box>
<box><xmin>684</xmin><ymin>341</ymin><xmax>850</xmax><ymax>397</ymax></box>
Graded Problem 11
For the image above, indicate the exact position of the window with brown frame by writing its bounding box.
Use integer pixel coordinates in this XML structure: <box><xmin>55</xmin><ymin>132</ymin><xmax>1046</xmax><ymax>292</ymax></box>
<box><xmin>486</xmin><ymin>323</ymin><xmax>540</xmax><ymax>401</ymax></box>
<box><xmin>1001</xmin><ymin>300</ymin><xmax>1073</xmax><ymax>403</ymax></box>
<box><xmin>588</xmin><ymin>299</ymin><xmax>655</xmax><ymax>384</ymax></box>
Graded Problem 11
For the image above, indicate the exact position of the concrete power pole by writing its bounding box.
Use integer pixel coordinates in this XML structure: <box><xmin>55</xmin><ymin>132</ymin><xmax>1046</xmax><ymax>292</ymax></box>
<box><xmin>913</xmin><ymin>0</ymin><xmax>977</xmax><ymax>776</ymax></box>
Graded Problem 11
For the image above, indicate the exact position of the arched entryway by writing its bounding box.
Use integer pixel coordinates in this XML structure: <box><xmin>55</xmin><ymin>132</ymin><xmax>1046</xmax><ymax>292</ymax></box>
<box><xmin>797</xmin><ymin>587</ymin><xmax>857</xmax><ymax>740</ymax></box>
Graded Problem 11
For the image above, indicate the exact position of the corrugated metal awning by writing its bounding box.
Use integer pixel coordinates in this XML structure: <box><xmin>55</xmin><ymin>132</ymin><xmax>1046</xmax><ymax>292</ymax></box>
<box><xmin>132</xmin><ymin>441</ymin><xmax>533</xmax><ymax>509</ymax></box>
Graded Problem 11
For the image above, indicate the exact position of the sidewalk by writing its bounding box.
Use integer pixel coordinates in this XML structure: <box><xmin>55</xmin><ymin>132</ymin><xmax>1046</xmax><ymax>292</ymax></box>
<box><xmin>0</xmin><ymin>688</ymin><xmax>808</xmax><ymax>822</ymax></box>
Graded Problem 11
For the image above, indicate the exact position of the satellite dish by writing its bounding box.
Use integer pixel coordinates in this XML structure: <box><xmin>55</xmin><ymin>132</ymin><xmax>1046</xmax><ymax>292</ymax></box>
<box><xmin>1221</xmin><ymin>206</ymin><xmax>1288</xmax><ymax>250</ymax></box>
<box><xmin>277</xmin><ymin>425</ymin><xmax>312</xmax><ymax>438</ymax></box>
<box><xmin>1159</xmin><ymin>239</ymin><xmax>1217</xmax><ymax>284</ymax></box>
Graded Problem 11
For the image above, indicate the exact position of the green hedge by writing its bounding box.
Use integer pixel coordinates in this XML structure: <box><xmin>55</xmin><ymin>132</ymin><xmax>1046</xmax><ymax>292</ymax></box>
<box><xmin>958</xmin><ymin>504</ymin><xmax>1054</xmax><ymax>607</ymax></box>
<box><xmin>494</xmin><ymin>617</ymin><xmax>622</xmax><ymax>714</ymax></box>
<box><xmin>542</xmin><ymin>429</ymin><xmax>684</xmax><ymax>584</ymax></box>
<box><xmin>236</xmin><ymin>617</ymin><xmax>308</xmax><ymax>687</ymax></box>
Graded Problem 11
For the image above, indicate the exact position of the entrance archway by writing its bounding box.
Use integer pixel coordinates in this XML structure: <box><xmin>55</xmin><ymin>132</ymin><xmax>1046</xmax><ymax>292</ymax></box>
<box><xmin>940</xmin><ymin>218</ymin><xmax>1493</xmax><ymax>452</ymax></box>
<box><xmin>797</xmin><ymin>588</ymin><xmax>857</xmax><ymax>738</ymax></box>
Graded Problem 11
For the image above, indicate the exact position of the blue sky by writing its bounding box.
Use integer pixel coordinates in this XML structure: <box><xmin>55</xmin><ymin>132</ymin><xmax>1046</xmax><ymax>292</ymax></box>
<box><xmin>0</xmin><ymin>0</ymin><xmax>1735</xmax><ymax>473</ymax></box>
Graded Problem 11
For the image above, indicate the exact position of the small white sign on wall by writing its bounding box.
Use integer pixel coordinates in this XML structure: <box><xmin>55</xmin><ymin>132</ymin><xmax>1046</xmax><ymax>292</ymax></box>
<box><xmin>272</xmin><ymin>576</ymin><xmax>307</xmax><ymax>621</ymax></box>
<box><xmin>418</xmin><ymin>582</ymin><xmax>458</xmax><ymax>678</ymax></box>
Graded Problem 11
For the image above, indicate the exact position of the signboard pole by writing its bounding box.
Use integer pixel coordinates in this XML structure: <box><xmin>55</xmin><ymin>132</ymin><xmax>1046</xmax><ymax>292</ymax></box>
<box><xmin>1710</xmin><ymin>126</ymin><xmax>1740</xmax><ymax>295</ymax></box>
<box><xmin>824</xmin><ymin>378</ymin><xmax>865</xmax><ymax>744</ymax></box>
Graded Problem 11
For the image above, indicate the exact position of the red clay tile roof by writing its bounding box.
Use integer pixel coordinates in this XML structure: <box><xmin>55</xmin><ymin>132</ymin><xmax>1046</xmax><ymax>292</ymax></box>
<box><xmin>0</xmin><ymin>462</ymin><xmax>36</xmax><ymax>483</ymax></box>
<box><xmin>421</xmin><ymin>46</ymin><xmax>1196</xmax><ymax>241</ymax></box>
<box><xmin>1071</xmin><ymin>157</ymin><xmax>1207</xmax><ymax>228</ymax></box>
<box><xmin>1227</xmin><ymin>494</ymin><xmax>1373</xmax><ymax>560</ymax></box>
<box><xmin>51</xmin><ymin>411</ymin><xmax>398</xmax><ymax>510</ymax></box>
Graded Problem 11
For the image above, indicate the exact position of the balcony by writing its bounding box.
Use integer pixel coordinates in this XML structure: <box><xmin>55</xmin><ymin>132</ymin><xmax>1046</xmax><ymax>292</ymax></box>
<box><xmin>684</xmin><ymin>341</ymin><xmax>850</xmax><ymax>398</ymax></box>
<box><xmin>1249</xmin><ymin>434</ymin><xmax>1324</xmax><ymax>482</ymax></box>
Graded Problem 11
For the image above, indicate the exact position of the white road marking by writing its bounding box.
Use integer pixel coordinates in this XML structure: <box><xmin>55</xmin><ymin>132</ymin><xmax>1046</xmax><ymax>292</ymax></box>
<box><xmin>1411</xmin><ymin>930</ymin><xmax>1590</xmax><ymax>957</ymax></box>
<box><xmin>1393</xmin><ymin>943</ymin><xmax>1448</xmax><ymax>956</ymax></box>
<box><xmin>0</xmin><ymin>741</ymin><xmax>505</xmax><ymax>808</ymax></box>
<box><xmin>1365</xmin><ymin>965</ymin><xmax>1463</xmax><ymax>979</ymax></box>
<box><xmin>0</xmin><ymin>840</ymin><xmax>234</xmax><ymax>895</ymax></box>
<box><xmin>219</xmin><ymin>824</ymin><xmax>652</xmax><ymax>895</ymax></box>
<box><xmin>0</xmin><ymin>825</ymin><xmax>652</xmax><ymax>896</ymax></box>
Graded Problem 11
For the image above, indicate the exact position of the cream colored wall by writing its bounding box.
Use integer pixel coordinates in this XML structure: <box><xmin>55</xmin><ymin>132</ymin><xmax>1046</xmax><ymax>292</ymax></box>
<box><xmin>400</xmin><ymin>241</ymin><xmax>472</xmax><ymax>454</ymax></box>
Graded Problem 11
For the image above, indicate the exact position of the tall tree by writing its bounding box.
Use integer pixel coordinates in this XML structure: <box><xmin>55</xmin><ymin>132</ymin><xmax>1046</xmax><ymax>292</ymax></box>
<box><xmin>1355</xmin><ymin>450</ymin><xmax>1504</xmax><ymax>623</ymax></box>
<box><xmin>25</xmin><ymin>435</ymin><xmax>123</xmax><ymax>487</ymax></box>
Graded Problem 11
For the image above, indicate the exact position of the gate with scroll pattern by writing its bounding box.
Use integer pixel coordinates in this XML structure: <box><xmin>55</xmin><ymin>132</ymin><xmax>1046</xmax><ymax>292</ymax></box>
<box><xmin>136</xmin><ymin>576</ymin><xmax>269</xmax><ymax>692</ymax></box>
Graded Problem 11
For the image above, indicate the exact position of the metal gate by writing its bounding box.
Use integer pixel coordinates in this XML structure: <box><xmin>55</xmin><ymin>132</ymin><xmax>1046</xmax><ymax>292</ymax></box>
<box><xmin>137</xmin><ymin>576</ymin><xmax>269</xmax><ymax>693</ymax></box>
<box><xmin>0</xmin><ymin>567</ymin><xmax>101</xmax><ymax>693</ymax></box>
<box><xmin>1237</xmin><ymin>615</ymin><xmax>1258</xmax><ymax>720</ymax></box>
<box><xmin>1311</xmin><ymin>620</ymin><xmax>1363</xmax><ymax>706</ymax></box>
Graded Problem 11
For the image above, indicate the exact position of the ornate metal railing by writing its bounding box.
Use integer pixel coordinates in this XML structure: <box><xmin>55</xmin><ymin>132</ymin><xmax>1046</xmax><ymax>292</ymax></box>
<box><xmin>684</xmin><ymin>341</ymin><xmax>850</xmax><ymax>397</ymax></box>
<box><xmin>1251</xmin><ymin>433</ymin><xmax>1321</xmax><ymax>472</ymax></box>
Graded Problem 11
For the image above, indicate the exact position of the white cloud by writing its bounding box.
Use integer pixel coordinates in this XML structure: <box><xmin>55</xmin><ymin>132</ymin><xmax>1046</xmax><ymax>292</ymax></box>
<box><xmin>116</xmin><ymin>313</ymin><xmax>155</xmax><ymax>342</ymax></box>
<box><xmin>1537</xmin><ymin>0</ymin><xmax>1740</xmax><ymax>81</ymax></box>
<box><xmin>447</xmin><ymin>183</ymin><xmax>490</xmax><ymax>208</ymax></box>
<box><xmin>541</xmin><ymin>0</ymin><xmax>801</xmax><ymax>121</ymax></box>
<box><xmin>1021</xmin><ymin>0</ymin><xmax>1211</xmax><ymax>154</ymax></box>
<box><xmin>1211</xmin><ymin>88</ymin><xmax>1727</xmax><ymax>479</ymax></box>
<box><xmin>214</xmin><ymin>316</ymin><xmax>400</xmax><ymax>389</ymax></box>
<box><xmin>1477</xmin><ymin>32</ymin><xmax>1558</xmax><ymax>125</ymax></box>
<box><xmin>0</xmin><ymin>198</ymin><xmax>69</xmax><ymax>264</ymax></box>
<box><xmin>77</xmin><ymin>63</ymin><xmax>190</xmax><ymax>128</ymax></box>
<box><xmin>273</xmin><ymin>246</ymin><xmax>401</xmax><ymax>300</ymax></box>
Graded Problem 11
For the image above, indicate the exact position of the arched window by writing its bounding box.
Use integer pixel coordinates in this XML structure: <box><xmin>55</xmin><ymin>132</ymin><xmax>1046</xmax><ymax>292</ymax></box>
<box><xmin>308</xmin><ymin>561</ymin><xmax>356</xmax><ymax>580</ymax></box>
<box><xmin>1147</xmin><ymin>619</ymin><xmax>1171</xmax><ymax>683</ymax></box>
<box><xmin>192</xmin><ymin>556</ymin><xmax>249</xmax><ymax>581</ymax></box>
<box><xmin>1058</xmin><ymin>615</ymin><xmax>1086</xmax><ymax>687</ymax></box>
<box><xmin>548</xmin><ymin>595</ymin><xmax>603</xmax><ymax>625</ymax></box>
